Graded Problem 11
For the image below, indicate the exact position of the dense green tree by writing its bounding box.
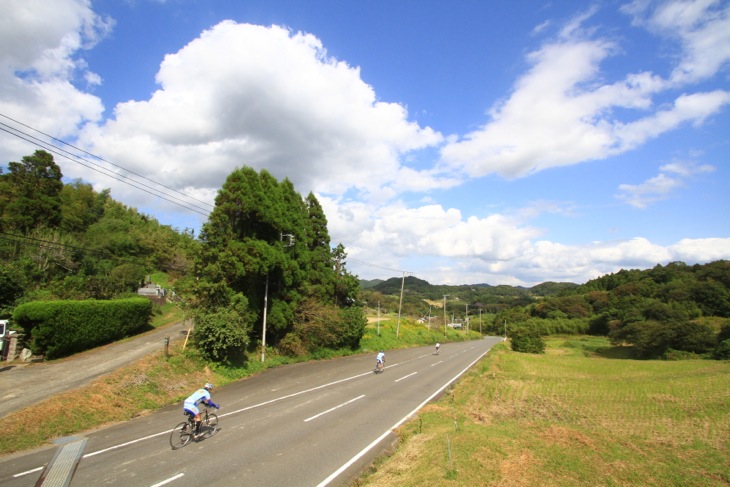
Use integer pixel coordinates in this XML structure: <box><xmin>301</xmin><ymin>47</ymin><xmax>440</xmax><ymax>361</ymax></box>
<box><xmin>194</xmin><ymin>166</ymin><xmax>362</xmax><ymax>362</ymax></box>
<box><xmin>510</xmin><ymin>327</ymin><xmax>545</xmax><ymax>354</ymax></box>
<box><xmin>332</xmin><ymin>243</ymin><xmax>360</xmax><ymax>307</ymax></box>
<box><xmin>303</xmin><ymin>192</ymin><xmax>335</xmax><ymax>301</ymax></box>
<box><xmin>691</xmin><ymin>280</ymin><xmax>730</xmax><ymax>317</ymax></box>
<box><xmin>0</xmin><ymin>150</ymin><xmax>63</xmax><ymax>233</ymax></box>
<box><xmin>0</xmin><ymin>267</ymin><xmax>23</xmax><ymax>316</ymax></box>
<box><xmin>612</xmin><ymin>320</ymin><xmax>716</xmax><ymax>358</ymax></box>
<box><xmin>59</xmin><ymin>181</ymin><xmax>108</xmax><ymax>234</ymax></box>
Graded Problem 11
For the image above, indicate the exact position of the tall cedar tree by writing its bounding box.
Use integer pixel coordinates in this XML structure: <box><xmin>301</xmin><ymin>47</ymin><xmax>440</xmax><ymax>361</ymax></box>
<box><xmin>0</xmin><ymin>150</ymin><xmax>63</xmax><ymax>233</ymax></box>
<box><xmin>195</xmin><ymin>167</ymin><xmax>358</xmax><ymax>359</ymax></box>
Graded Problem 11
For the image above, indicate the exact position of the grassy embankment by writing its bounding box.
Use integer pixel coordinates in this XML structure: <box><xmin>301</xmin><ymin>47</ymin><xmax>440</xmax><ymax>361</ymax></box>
<box><xmin>0</xmin><ymin>310</ymin><xmax>476</xmax><ymax>455</ymax></box>
<box><xmin>356</xmin><ymin>336</ymin><xmax>730</xmax><ymax>487</ymax></box>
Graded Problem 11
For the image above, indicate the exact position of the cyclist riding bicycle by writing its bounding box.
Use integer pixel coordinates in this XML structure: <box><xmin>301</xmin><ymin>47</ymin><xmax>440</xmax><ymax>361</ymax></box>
<box><xmin>184</xmin><ymin>383</ymin><xmax>219</xmax><ymax>436</ymax></box>
<box><xmin>376</xmin><ymin>350</ymin><xmax>385</xmax><ymax>370</ymax></box>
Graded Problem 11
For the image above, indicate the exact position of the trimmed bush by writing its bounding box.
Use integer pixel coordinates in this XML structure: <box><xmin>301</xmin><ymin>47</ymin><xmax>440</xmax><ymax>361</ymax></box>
<box><xmin>12</xmin><ymin>298</ymin><xmax>153</xmax><ymax>359</ymax></box>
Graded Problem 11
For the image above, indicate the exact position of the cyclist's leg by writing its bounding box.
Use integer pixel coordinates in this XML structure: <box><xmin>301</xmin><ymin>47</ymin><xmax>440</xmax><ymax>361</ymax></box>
<box><xmin>184</xmin><ymin>404</ymin><xmax>201</xmax><ymax>434</ymax></box>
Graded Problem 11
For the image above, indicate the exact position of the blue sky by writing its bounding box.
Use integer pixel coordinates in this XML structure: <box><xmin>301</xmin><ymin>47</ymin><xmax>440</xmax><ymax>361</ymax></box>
<box><xmin>1</xmin><ymin>0</ymin><xmax>729</xmax><ymax>285</ymax></box>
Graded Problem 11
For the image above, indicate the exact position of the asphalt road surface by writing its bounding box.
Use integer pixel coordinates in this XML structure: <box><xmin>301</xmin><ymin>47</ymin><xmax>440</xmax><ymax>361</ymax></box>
<box><xmin>0</xmin><ymin>337</ymin><xmax>502</xmax><ymax>487</ymax></box>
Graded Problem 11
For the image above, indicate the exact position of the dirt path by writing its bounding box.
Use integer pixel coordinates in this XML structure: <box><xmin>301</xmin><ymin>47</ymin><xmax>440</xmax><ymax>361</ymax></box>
<box><xmin>0</xmin><ymin>321</ymin><xmax>189</xmax><ymax>419</ymax></box>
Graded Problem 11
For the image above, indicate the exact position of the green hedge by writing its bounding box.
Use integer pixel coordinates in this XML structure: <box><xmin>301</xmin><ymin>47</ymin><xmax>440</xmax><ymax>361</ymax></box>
<box><xmin>12</xmin><ymin>298</ymin><xmax>153</xmax><ymax>359</ymax></box>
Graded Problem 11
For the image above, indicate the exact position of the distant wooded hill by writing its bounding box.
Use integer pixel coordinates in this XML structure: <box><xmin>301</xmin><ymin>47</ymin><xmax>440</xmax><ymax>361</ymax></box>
<box><xmin>360</xmin><ymin>261</ymin><xmax>730</xmax><ymax>360</ymax></box>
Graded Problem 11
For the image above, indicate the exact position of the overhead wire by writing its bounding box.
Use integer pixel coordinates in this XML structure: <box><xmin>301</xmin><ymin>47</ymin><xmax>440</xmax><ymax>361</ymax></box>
<box><xmin>0</xmin><ymin>114</ymin><xmax>212</xmax><ymax>217</ymax></box>
<box><xmin>0</xmin><ymin>112</ymin><xmax>214</xmax><ymax>211</ymax></box>
<box><xmin>347</xmin><ymin>257</ymin><xmax>412</xmax><ymax>276</ymax></box>
<box><xmin>0</xmin><ymin>231</ymin><xmax>148</xmax><ymax>266</ymax></box>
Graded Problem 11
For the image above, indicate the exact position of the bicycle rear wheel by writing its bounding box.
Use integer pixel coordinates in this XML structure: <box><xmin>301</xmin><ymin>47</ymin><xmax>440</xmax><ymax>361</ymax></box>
<box><xmin>202</xmin><ymin>413</ymin><xmax>219</xmax><ymax>438</ymax></box>
<box><xmin>170</xmin><ymin>421</ymin><xmax>193</xmax><ymax>449</ymax></box>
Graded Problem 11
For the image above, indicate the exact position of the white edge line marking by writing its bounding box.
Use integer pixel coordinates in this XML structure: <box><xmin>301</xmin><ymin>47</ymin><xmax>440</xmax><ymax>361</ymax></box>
<box><xmin>13</xmin><ymin>466</ymin><xmax>43</xmax><ymax>478</ymax></box>
<box><xmin>150</xmin><ymin>472</ymin><xmax>184</xmax><ymax>487</ymax></box>
<box><xmin>315</xmin><ymin>346</ymin><xmax>493</xmax><ymax>487</ymax></box>
<box><xmin>394</xmin><ymin>372</ymin><xmax>417</xmax><ymax>382</ymax></box>
<box><xmin>83</xmin><ymin>429</ymin><xmax>171</xmax><ymax>458</ymax></box>
<box><xmin>304</xmin><ymin>395</ymin><xmax>365</xmax><ymax>422</ymax></box>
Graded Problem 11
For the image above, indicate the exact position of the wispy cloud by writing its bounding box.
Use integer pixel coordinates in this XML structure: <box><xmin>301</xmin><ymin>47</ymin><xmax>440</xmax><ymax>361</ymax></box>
<box><xmin>616</xmin><ymin>160</ymin><xmax>715</xmax><ymax>208</ymax></box>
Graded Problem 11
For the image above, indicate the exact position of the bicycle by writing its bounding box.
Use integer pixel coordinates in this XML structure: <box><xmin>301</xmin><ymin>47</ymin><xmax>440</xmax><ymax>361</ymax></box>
<box><xmin>373</xmin><ymin>360</ymin><xmax>384</xmax><ymax>374</ymax></box>
<box><xmin>170</xmin><ymin>405</ymin><xmax>219</xmax><ymax>449</ymax></box>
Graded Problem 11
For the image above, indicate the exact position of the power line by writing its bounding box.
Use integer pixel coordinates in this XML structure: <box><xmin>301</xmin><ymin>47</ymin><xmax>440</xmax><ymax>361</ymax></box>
<box><xmin>0</xmin><ymin>114</ymin><xmax>212</xmax><ymax>217</ymax></box>
<box><xmin>0</xmin><ymin>231</ymin><xmax>148</xmax><ymax>266</ymax></box>
<box><xmin>347</xmin><ymin>257</ymin><xmax>412</xmax><ymax>276</ymax></box>
<box><xmin>0</xmin><ymin>112</ymin><xmax>214</xmax><ymax>210</ymax></box>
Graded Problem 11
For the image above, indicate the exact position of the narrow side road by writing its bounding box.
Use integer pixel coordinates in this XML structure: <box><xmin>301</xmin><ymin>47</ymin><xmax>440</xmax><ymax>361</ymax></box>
<box><xmin>0</xmin><ymin>321</ymin><xmax>188</xmax><ymax>419</ymax></box>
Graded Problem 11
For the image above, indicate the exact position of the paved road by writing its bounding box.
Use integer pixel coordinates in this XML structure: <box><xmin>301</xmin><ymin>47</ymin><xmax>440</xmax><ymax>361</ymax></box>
<box><xmin>0</xmin><ymin>321</ymin><xmax>189</xmax><ymax>419</ymax></box>
<box><xmin>0</xmin><ymin>338</ymin><xmax>503</xmax><ymax>487</ymax></box>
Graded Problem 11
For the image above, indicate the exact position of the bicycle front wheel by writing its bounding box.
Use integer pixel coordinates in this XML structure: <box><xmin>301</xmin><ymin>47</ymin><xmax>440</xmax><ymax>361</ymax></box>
<box><xmin>203</xmin><ymin>413</ymin><xmax>219</xmax><ymax>438</ymax></box>
<box><xmin>170</xmin><ymin>421</ymin><xmax>193</xmax><ymax>449</ymax></box>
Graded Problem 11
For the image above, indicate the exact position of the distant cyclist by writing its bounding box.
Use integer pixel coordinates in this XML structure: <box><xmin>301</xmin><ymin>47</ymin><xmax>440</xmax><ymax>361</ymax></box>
<box><xmin>435</xmin><ymin>342</ymin><xmax>440</xmax><ymax>355</ymax></box>
<box><xmin>184</xmin><ymin>383</ymin><xmax>219</xmax><ymax>436</ymax></box>
<box><xmin>375</xmin><ymin>350</ymin><xmax>385</xmax><ymax>372</ymax></box>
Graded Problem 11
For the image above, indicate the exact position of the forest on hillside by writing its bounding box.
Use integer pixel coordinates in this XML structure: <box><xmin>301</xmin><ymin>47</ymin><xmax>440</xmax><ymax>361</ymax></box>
<box><xmin>362</xmin><ymin>262</ymin><xmax>730</xmax><ymax>359</ymax></box>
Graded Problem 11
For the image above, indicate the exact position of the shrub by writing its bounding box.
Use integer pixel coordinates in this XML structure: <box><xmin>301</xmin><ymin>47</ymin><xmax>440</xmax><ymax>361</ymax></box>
<box><xmin>713</xmin><ymin>339</ymin><xmax>730</xmax><ymax>360</ymax></box>
<box><xmin>612</xmin><ymin>320</ymin><xmax>716</xmax><ymax>359</ymax></box>
<box><xmin>286</xmin><ymin>298</ymin><xmax>366</xmax><ymax>354</ymax></box>
<box><xmin>510</xmin><ymin>327</ymin><xmax>545</xmax><ymax>354</ymax></box>
<box><xmin>192</xmin><ymin>306</ymin><xmax>252</xmax><ymax>364</ymax></box>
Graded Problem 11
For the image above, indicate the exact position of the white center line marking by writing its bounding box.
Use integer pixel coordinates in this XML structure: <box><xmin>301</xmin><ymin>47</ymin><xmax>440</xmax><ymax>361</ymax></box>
<box><xmin>150</xmin><ymin>473</ymin><xmax>184</xmax><ymax>487</ymax></box>
<box><xmin>395</xmin><ymin>372</ymin><xmax>418</xmax><ymax>382</ymax></box>
<box><xmin>304</xmin><ymin>395</ymin><xmax>365</xmax><ymax>422</ymax></box>
<box><xmin>430</xmin><ymin>361</ymin><xmax>443</xmax><ymax>367</ymax></box>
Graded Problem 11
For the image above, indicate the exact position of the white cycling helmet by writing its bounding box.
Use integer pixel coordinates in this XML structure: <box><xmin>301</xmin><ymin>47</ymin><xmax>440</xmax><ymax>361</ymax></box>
<box><xmin>204</xmin><ymin>383</ymin><xmax>214</xmax><ymax>391</ymax></box>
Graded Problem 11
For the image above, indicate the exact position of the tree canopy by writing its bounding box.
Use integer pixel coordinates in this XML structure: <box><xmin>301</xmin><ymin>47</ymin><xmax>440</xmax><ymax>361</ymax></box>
<box><xmin>193</xmin><ymin>166</ymin><xmax>362</xmax><ymax>362</ymax></box>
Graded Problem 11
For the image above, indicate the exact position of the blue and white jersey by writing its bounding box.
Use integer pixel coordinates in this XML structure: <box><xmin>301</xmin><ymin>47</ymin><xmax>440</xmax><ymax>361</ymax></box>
<box><xmin>184</xmin><ymin>388</ymin><xmax>211</xmax><ymax>407</ymax></box>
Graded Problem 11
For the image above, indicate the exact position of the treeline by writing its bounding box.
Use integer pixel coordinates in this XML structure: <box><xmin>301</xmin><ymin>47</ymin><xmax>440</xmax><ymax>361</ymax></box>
<box><xmin>363</xmin><ymin>262</ymin><xmax>730</xmax><ymax>360</ymax></box>
<box><xmin>0</xmin><ymin>150</ymin><xmax>196</xmax><ymax>310</ymax></box>
<box><xmin>490</xmin><ymin>261</ymin><xmax>730</xmax><ymax>359</ymax></box>
<box><xmin>1</xmin><ymin>150</ymin><xmax>364</xmax><ymax>363</ymax></box>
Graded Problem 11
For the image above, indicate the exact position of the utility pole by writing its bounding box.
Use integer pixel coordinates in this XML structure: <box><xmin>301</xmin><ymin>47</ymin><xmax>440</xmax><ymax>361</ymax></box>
<box><xmin>261</xmin><ymin>273</ymin><xmax>269</xmax><ymax>362</ymax></box>
<box><xmin>465</xmin><ymin>303</ymin><xmax>469</xmax><ymax>333</ymax></box>
<box><xmin>263</xmin><ymin>233</ymin><xmax>294</xmax><ymax>362</ymax></box>
<box><xmin>377</xmin><ymin>301</ymin><xmax>381</xmax><ymax>336</ymax></box>
<box><xmin>479</xmin><ymin>308</ymin><xmax>482</xmax><ymax>335</ymax></box>
<box><xmin>443</xmin><ymin>294</ymin><xmax>449</xmax><ymax>337</ymax></box>
<box><xmin>396</xmin><ymin>272</ymin><xmax>406</xmax><ymax>338</ymax></box>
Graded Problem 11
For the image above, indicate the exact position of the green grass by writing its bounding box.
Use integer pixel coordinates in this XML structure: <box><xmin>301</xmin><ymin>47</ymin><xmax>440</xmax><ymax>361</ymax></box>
<box><xmin>149</xmin><ymin>301</ymin><xmax>185</xmax><ymax>329</ymax></box>
<box><xmin>360</xmin><ymin>316</ymin><xmax>481</xmax><ymax>353</ymax></box>
<box><xmin>357</xmin><ymin>337</ymin><xmax>730</xmax><ymax>486</ymax></box>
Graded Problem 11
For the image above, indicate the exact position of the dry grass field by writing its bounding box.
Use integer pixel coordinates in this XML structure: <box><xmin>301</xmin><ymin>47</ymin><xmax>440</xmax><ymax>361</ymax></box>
<box><xmin>356</xmin><ymin>337</ymin><xmax>730</xmax><ymax>486</ymax></box>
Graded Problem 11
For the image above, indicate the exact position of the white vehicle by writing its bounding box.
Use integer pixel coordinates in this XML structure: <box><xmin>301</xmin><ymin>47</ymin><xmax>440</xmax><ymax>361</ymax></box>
<box><xmin>0</xmin><ymin>319</ymin><xmax>7</xmax><ymax>354</ymax></box>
